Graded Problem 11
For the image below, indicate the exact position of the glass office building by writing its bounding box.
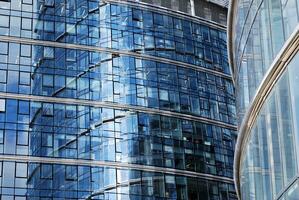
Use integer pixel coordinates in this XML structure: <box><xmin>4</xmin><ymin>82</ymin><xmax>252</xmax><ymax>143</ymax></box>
<box><xmin>229</xmin><ymin>0</ymin><xmax>299</xmax><ymax>199</ymax></box>
<box><xmin>0</xmin><ymin>0</ymin><xmax>237</xmax><ymax>199</ymax></box>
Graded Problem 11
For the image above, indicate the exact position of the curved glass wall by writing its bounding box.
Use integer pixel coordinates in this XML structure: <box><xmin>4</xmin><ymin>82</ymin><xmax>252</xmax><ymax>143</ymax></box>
<box><xmin>0</xmin><ymin>161</ymin><xmax>236</xmax><ymax>199</ymax></box>
<box><xmin>231</xmin><ymin>0</ymin><xmax>299</xmax><ymax>124</ymax></box>
<box><xmin>0</xmin><ymin>0</ymin><xmax>237</xmax><ymax>199</ymax></box>
<box><xmin>0</xmin><ymin>43</ymin><xmax>236</xmax><ymax>124</ymax></box>
<box><xmin>230</xmin><ymin>0</ymin><xmax>299</xmax><ymax>199</ymax></box>
<box><xmin>239</xmin><ymin>52</ymin><xmax>299</xmax><ymax>200</ymax></box>
<box><xmin>0</xmin><ymin>99</ymin><xmax>236</xmax><ymax>176</ymax></box>
<box><xmin>0</xmin><ymin>2</ymin><xmax>231</xmax><ymax>74</ymax></box>
<box><xmin>0</xmin><ymin>100</ymin><xmax>237</xmax><ymax>199</ymax></box>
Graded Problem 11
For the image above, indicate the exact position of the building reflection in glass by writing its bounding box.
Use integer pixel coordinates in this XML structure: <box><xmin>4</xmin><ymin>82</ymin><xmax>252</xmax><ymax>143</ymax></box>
<box><xmin>0</xmin><ymin>0</ymin><xmax>236</xmax><ymax>199</ymax></box>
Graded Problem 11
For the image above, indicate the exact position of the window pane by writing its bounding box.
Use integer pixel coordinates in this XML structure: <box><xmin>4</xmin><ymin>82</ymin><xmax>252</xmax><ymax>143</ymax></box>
<box><xmin>16</xmin><ymin>163</ymin><xmax>27</xmax><ymax>178</ymax></box>
<box><xmin>0</xmin><ymin>15</ymin><xmax>9</xmax><ymax>27</ymax></box>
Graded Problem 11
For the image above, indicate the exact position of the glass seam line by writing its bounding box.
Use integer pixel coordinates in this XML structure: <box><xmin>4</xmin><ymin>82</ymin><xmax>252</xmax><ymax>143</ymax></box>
<box><xmin>233</xmin><ymin>25</ymin><xmax>299</xmax><ymax>197</ymax></box>
<box><xmin>0</xmin><ymin>154</ymin><xmax>234</xmax><ymax>184</ymax></box>
<box><xmin>235</xmin><ymin>0</ymin><xmax>264</xmax><ymax>76</ymax></box>
<box><xmin>275</xmin><ymin>176</ymin><xmax>298</xmax><ymax>200</ymax></box>
<box><xmin>103</xmin><ymin>0</ymin><xmax>227</xmax><ymax>30</ymax></box>
<box><xmin>0</xmin><ymin>35</ymin><xmax>233</xmax><ymax>80</ymax></box>
<box><xmin>229</xmin><ymin>0</ymin><xmax>265</xmax><ymax>79</ymax></box>
<box><xmin>0</xmin><ymin>92</ymin><xmax>237</xmax><ymax>130</ymax></box>
<box><xmin>233</xmin><ymin>0</ymin><xmax>261</xmax><ymax>67</ymax></box>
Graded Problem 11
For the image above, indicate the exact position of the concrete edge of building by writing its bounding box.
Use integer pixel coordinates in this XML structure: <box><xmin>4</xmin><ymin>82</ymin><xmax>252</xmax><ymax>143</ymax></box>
<box><xmin>227</xmin><ymin>0</ymin><xmax>237</xmax><ymax>82</ymax></box>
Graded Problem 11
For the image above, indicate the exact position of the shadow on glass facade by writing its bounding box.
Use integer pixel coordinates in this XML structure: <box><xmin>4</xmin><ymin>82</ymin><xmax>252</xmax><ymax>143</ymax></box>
<box><xmin>229</xmin><ymin>0</ymin><xmax>299</xmax><ymax>199</ymax></box>
<box><xmin>0</xmin><ymin>0</ymin><xmax>237</xmax><ymax>199</ymax></box>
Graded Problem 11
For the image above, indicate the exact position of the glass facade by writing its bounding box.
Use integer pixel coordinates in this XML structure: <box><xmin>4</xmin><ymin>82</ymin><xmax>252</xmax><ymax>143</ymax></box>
<box><xmin>0</xmin><ymin>0</ymin><xmax>237</xmax><ymax>199</ymax></box>
<box><xmin>229</xmin><ymin>0</ymin><xmax>299</xmax><ymax>199</ymax></box>
<box><xmin>237</xmin><ymin>52</ymin><xmax>299</xmax><ymax>200</ymax></box>
<box><xmin>231</xmin><ymin>0</ymin><xmax>299</xmax><ymax>124</ymax></box>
